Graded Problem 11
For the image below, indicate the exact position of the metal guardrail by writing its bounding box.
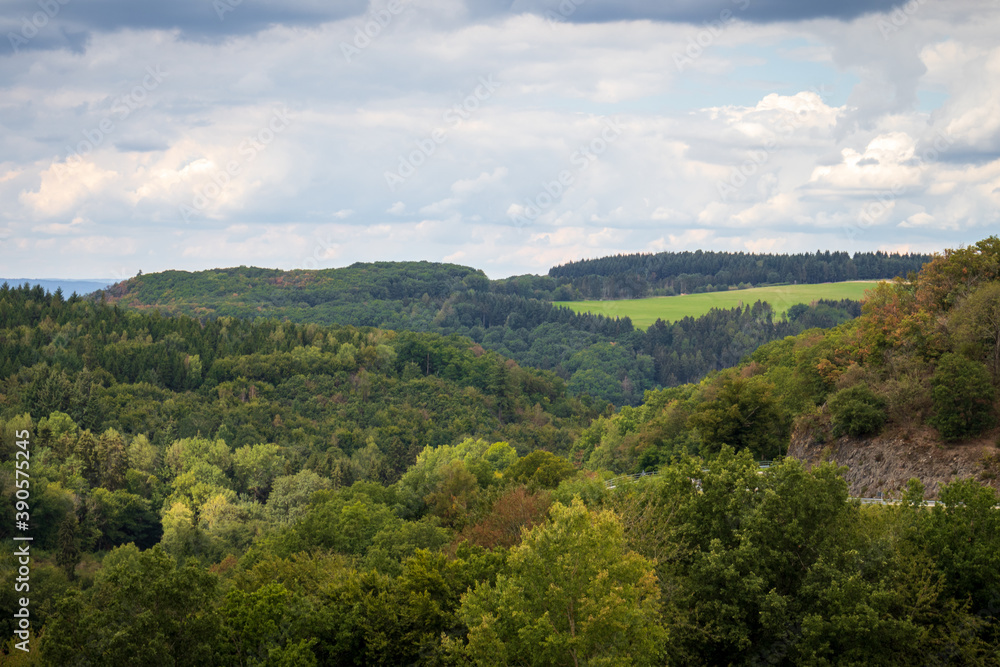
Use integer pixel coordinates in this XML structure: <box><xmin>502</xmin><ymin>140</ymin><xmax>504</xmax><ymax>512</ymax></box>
<box><xmin>605</xmin><ymin>461</ymin><xmax>776</xmax><ymax>489</ymax></box>
<box><xmin>604</xmin><ymin>470</ymin><xmax>659</xmax><ymax>489</ymax></box>
<box><xmin>855</xmin><ymin>497</ymin><xmax>942</xmax><ymax>507</ymax></box>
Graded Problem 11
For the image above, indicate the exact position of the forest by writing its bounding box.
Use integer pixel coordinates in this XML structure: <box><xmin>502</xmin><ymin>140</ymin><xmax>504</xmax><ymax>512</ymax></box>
<box><xmin>1</xmin><ymin>238</ymin><xmax>999</xmax><ymax>665</ymax></box>
<box><xmin>100</xmin><ymin>258</ymin><xmax>869</xmax><ymax>406</ymax></box>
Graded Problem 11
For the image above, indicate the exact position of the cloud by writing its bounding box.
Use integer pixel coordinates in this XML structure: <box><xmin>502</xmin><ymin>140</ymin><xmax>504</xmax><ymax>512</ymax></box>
<box><xmin>507</xmin><ymin>0</ymin><xmax>902</xmax><ymax>25</ymax></box>
<box><xmin>451</xmin><ymin>167</ymin><xmax>507</xmax><ymax>195</ymax></box>
<box><xmin>1</xmin><ymin>1</ymin><xmax>998</xmax><ymax>280</ymax></box>
<box><xmin>20</xmin><ymin>159</ymin><xmax>117</xmax><ymax>217</ymax></box>
<box><xmin>0</xmin><ymin>0</ymin><xmax>369</xmax><ymax>53</ymax></box>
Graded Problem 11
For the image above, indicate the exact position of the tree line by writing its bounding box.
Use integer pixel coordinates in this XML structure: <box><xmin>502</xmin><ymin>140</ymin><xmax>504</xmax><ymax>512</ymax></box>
<box><xmin>548</xmin><ymin>249</ymin><xmax>931</xmax><ymax>299</ymax></box>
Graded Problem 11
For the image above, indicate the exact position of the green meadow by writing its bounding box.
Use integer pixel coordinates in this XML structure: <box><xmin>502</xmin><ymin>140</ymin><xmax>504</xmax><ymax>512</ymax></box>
<box><xmin>555</xmin><ymin>281</ymin><xmax>880</xmax><ymax>329</ymax></box>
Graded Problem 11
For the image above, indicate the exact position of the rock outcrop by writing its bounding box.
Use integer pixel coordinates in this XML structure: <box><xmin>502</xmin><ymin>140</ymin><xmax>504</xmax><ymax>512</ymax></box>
<box><xmin>788</xmin><ymin>424</ymin><xmax>1000</xmax><ymax>499</ymax></box>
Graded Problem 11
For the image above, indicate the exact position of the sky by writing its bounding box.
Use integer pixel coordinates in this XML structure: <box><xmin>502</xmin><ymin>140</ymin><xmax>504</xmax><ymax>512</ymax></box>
<box><xmin>1</xmin><ymin>0</ymin><xmax>998</xmax><ymax>280</ymax></box>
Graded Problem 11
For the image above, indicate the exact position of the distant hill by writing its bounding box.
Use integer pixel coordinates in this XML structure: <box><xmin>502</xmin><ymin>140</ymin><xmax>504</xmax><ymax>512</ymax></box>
<box><xmin>549</xmin><ymin>249</ymin><xmax>932</xmax><ymax>300</ymax></box>
<box><xmin>99</xmin><ymin>261</ymin><xmax>865</xmax><ymax>407</ymax></box>
<box><xmin>1</xmin><ymin>278</ymin><xmax>112</xmax><ymax>295</ymax></box>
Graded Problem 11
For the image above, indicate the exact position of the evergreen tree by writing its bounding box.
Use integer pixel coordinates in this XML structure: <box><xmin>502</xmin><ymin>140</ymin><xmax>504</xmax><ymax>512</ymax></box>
<box><xmin>56</xmin><ymin>512</ymin><xmax>81</xmax><ymax>581</ymax></box>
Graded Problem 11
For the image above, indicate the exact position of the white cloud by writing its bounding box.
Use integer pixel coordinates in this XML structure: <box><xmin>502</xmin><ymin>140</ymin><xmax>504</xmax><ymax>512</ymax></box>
<box><xmin>1</xmin><ymin>3</ymin><xmax>999</xmax><ymax>278</ymax></box>
<box><xmin>20</xmin><ymin>160</ymin><xmax>117</xmax><ymax>217</ymax></box>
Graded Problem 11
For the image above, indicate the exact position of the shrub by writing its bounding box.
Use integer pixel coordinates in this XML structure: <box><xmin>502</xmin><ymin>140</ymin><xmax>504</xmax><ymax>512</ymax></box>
<box><xmin>828</xmin><ymin>385</ymin><xmax>887</xmax><ymax>437</ymax></box>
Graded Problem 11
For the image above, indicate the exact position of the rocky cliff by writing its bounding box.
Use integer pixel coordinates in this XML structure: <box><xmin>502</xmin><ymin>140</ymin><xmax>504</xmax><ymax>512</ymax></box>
<box><xmin>788</xmin><ymin>424</ymin><xmax>1000</xmax><ymax>499</ymax></box>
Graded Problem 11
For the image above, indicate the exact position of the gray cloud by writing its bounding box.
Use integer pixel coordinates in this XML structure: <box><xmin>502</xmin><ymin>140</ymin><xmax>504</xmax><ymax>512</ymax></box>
<box><xmin>1</xmin><ymin>1</ymin><xmax>997</xmax><ymax>279</ymax></box>
<box><xmin>0</xmin><ymin>0</ymin><xmax>918</xmax><ymax>60</ymax></box>
<box><xmin>114</xmin><ymin>139</ymin><xmax>170</xmax><ymax>153</ymax></box>
<box><xmin>508</xmin><ymin>0</ymin><xmax>903</xmax><ymax>24</ymax></box>
<box><xmin>1</xmin><ymin>0</ymin><xmax>368</xmax><ymax>54</ymax></box>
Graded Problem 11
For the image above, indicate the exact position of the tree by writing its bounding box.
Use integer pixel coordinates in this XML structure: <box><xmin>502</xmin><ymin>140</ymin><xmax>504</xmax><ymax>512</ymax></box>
<box><xmin>929</xmin><ymin>353</ymin><xmax>996</xmax><ymax>439</ymax></box>
<box><xmin>506</xmin><ymin>450</ymin><xmax>577</xmax><ymax>489</ymax></box>
<box><xmin>232</xmin><ymin>443</ymin><xmax>285</xmax><ymax>501</ymax></box>
<box><xmin>165</xmin><ymin>437</ymin><xmax>232</xmax><ymax>478</ymax></box>
<box><xmin>950</xmin><ymin>281</ymin><xmax>1000</xmax><ymax>380</ymax></box>
<box><xmin>688</xmin><ymin>375</ymin><xmax>790</xmax><ymax>459</ymax></box>
<box><xmin>297</xmin><ymin>493</ymin><xmax>400</xmax><ymax>555</ymax></box>
<box><xmin>90</xmin><ymin>488</ymin><xmax>162</xmax><ymax>549</ymax></box>
<box><xmin>914</xmin><ymin>479</ymin><xmax>1000</xmax><ymax>645</ymax></box>
<box><xmin>423</xmin><ymin>459</ymin><xmax>480</xmax><ymax>529</ymax></box>
<box><xmin>41</xmin><ymin>544</ymin><xmax>221</xmax><ymax>666</ymax></box>
<box><xmin>74</xmin><ymin>429</ymin><xmax>99</xmax><ymax>486</ymax></box>
<box><xmin>56</xmin><ymin>512</ymin><xmax>80</xmax><ymax>580</ymax></box>
<box><xmin>37</xmin><ymin>410</ymin><xmax>78</xmax><ymax>456</ymax></box>
<box><xmin>219</xmin><ymin>583</ymin><xmax>302</xmax><ymax>666</ymax></box>
<box><xmin>460</xmin><ymin>485</ymin><xmax>552</xmax><ymax>549</ymax></box>
<box><xmin>96</xmin><ymin>428</ymin><xmax>128</xmax><ymax>490</ymax></box>
<box><xmin>265</xmin><ymin>470</ymin><xmax>332</xmax><ymax>525</ymax></box>
<box><xmin>127</xmin><ymin>433</ymin><xmax>159</xmax><ymax>475</ymax></box>
<box><xmin>161</xmin><ymin>501</ymin><xmax>213</xmax><ymax>561</ymax></box>
<box><xmin>455</xmin><ymin>498</ymin><xmax>667</xmax><ymax>666</ymax></box>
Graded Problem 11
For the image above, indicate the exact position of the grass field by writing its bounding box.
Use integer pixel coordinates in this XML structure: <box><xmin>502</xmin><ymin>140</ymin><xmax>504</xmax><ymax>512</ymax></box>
<box><xmin>554</xmin><ymin>281</ymin><xmax>880</xmax><ymax>329</ymax></box>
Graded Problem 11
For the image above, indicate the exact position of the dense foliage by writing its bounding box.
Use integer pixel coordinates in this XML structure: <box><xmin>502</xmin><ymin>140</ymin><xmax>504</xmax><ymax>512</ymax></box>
<box><xmin>3</xmin><ymin>436</ymin><xmax>998</xmax><ymax>664</ymax></box>
<box><xmin>2</xmin><ymin>239</ymin><xmax>998</xmax><ymax>665</ymax></box>
<box><xmin>7</xmin><ymin>286</ymin><xmax>602</xmax><ymax>453</ymax></box>
<box><xmin>99</xmin><ymin>262</ymin><xmax>864</xmax><ymax>406</ymax></box>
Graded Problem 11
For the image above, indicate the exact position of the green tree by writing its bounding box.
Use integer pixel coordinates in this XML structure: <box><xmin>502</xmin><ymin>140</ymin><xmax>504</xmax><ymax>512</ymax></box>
<box><xmin>913</xmin><ymin>479</ymin><xmax>1000</xmax><ymax>643</ymax></box>
<box><xmin>219</xmin><ymin>583</ymin><xmax>302</xmax><ymax>666</ymax></box>
<box><xmin>232</xmin><ymin>443</ymin><xmax>285</xmax><ymax>501</ymax></box>
<box><xmin>929</xmin><ymin>353</ymin><xmax>996</xmax><ymax>439</ymax></box>
<box><xmin>74</xmin><ymin>429</ymin><xmax>99</xmax><ymax>486</ymax></box>
<box><xmin>91</xmin><ymin>488</ymin><xmax>162</xmax><ymax>549</ymax></box>
<box><xmin>56</xmin><ymin>512</ymin><xmax>80</xmax><ymax>580</ymax></box>
<box><xmin>297</xmin><ymin>493</ymin><xmax>400</xmax><ymax>555</ymax></box>
<box><xmin>265</xmin><ymin>470</ymin><xmax>332</xmax><ymax>525</ymax></box>
<box><xmin>96</xmin><ymin>428</ymin><xmax>128</xmax><ymax>490</ymax></box>
<box><xmin>37</xmin><ymin>410</ymin><xmax>78</xmax><ymax>456</ymax></box>
<box><xmin>127</xmin><ymin>433</ymin><xmax>159</xmax><ymax>475</ymax></box>
<box><xmin>423</xmin><ymin>459</ymin><xmax>480</xmax><ymax>529</ymax></box>
<box><xmin>688</xmin><ymin>376</ymin><xmax>790</xmax><ymax>459</ymax></box>
<box><xmin>161</xmin><ymin>501</ymin><xmax>213</xmax><ymax>561</ymax></box>
<box><xmin>506</xmin><ymin>450</ymin><xmax>577</xmax><ymax>489</ymax></box>
<box><xmin>165</xmin><ymin>436</ymin><xmax>232</xmax><ymax>479</ymax></box>
<box><xmin>950</xmin><ymin>281</ymin><xmax>1000</xmax><ymax>380</ymax></box>
<box><xmin>41</xmin><ymin>544</ymin><xmax>221</xmax><ymax>666</ymax></box>
<box><xmin>456</xmin><ymin>498</ymin><xmax>667</xmax><ymax>666</ymax></box>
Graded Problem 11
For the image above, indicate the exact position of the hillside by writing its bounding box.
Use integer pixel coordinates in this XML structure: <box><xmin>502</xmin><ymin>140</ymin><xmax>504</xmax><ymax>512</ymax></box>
<box><xmin>0</xmin><ymin>284</ymin><xmax>598</xmax><ymax>487</ymax></box>
<box><xmin>100</xmin><ymin>262</ymin><xmax>864</xmax><ymax>407</ymax></box>
<box><xmin>577</xmin><ymin>236</ymin><xmax>1000</xmax><ymax>492</ymax></box>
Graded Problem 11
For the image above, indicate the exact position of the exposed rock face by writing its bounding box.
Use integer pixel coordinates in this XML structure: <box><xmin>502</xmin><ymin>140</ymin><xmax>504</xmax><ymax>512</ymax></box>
<box><xmin>788</xmin><ymin>425</ymin><xmax>1000</xmax><ymax>499</ymax></box>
